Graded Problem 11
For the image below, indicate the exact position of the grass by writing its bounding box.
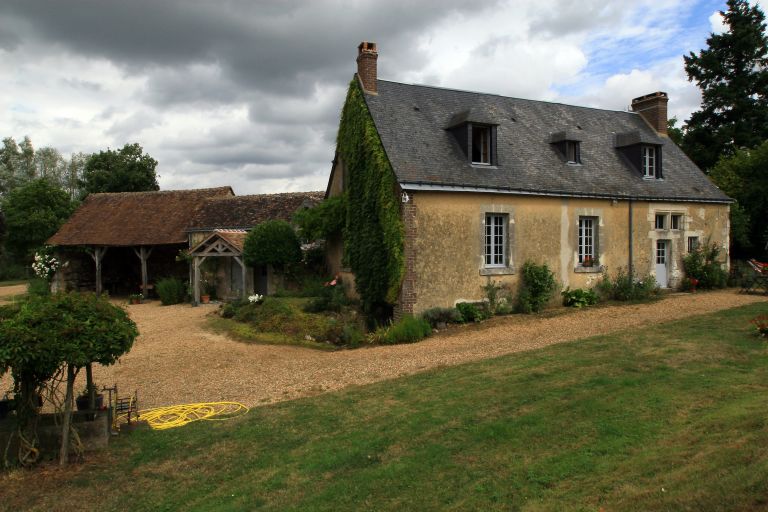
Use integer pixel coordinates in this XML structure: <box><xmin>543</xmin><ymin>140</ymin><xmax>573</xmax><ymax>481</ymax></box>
<box><xmin>3</xmin><ymin>303</ymin><xmax>768</xmax><ymax>511</ymax></box>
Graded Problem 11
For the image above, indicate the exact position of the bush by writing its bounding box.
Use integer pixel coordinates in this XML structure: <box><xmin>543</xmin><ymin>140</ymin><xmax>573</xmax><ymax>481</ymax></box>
<box><xmin>340</xmin><ymin>323</ymin><xmax>366</xmax><ymax>347</ymax></box>
<box><xmin>682</xmin><ymin>242</ymin><xmax>728</xmax><ymax>289</ymax></box>
<box><xmin>517</xmin><ymin>261</ymin><xmax>557</xmax><ymax>313</ymax></box>
<box><xmin>156</xmin><ymin>277</ymin><xmax>187</xmax><ymax>305</ymax></box>
<box><xmin>27</xmin><ymin>278</ymin><xmax>50</xmax><ymax>297</ymax></box>
<box><xmin>303</xmin><ymin>276</ymin><xmax>348</xmax><ymax>313</ymax></box>
<box><xmin>482</xmin><ymin>279</ymin><xmax>511</xmax><ymax>315</ymax></box>
<box><xmin>561</xmin><ymin>287</ymin><xmax>598</xmax><ymax>308</ymax></box>
<box><xmin>421</xmin><ymin>307</ymin><xmax>463</xmax><ymax>328</ymax></box>
<box><xmin>243</xmin><ymin>220</ymin><xmax>301</xmax><ymax>269</ymax></box>
<box><xmin>596</xmin><ymin>268</ymin><xmax>658</xmax><ymax>301</ymax></box>
<box><xmin>234</xmin><ymin>297</ymin><xmax>294</xmax><ymax>331</ymax></box>
<box><xmin>220</xmin><ymin>299</ymin><xmax>248</xmax><ymax>319</ymax></box>
<box><xmin>455</xmin><ymin>302</ymin><xmax>489</xmax><ymax>323</ymax></box>
<box><xmin>378</xmin><ymin>315</ymin><xmax>432</xmax><ymax>345</ymax></box>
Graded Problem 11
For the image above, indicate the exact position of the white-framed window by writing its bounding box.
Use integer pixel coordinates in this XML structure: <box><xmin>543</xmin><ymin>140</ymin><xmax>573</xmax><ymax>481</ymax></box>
<box><xmin>688</xmin><ymin>236</ymin><xmax>699</xmax><ymax>253</ymax></box>
<box><xmin>655</xmin><ymin>213</ymin><xmax>666</xmax><ymax>230</ymax></box>
<box><xmin>671</xmin><ymin>214</ymin><xmax>682</xmax><ymax>230</ymax></box>
<box><xmin>578</xmin><ymin>216</ymin><xmax>597</xmax><ymax>266</ymax></box>
<box><xmin>642</xmin><ymin>145</ymin><xmax>657</xmax><ymax>178</ymax></box>
<box><xmin>472</xmin><ymin>126</ymin><xmax>491</xmax><ymax>164</ymax></box>
<box><xmin>566</xmin><ymin>141</ymin><xmax>581</xmax><ymax>164</ymax></box>
<box><xmin>484</xmin><ymin>214</ymin><xmax>506</xmax><ymax>267</ymax></box>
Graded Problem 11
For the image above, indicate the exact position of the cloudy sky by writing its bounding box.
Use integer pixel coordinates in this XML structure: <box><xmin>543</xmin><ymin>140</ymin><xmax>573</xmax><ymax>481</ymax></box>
<box><xmin>0</xmin><ymin>0</ymin><xmax>745</xmax><ymax>194</ymax></box>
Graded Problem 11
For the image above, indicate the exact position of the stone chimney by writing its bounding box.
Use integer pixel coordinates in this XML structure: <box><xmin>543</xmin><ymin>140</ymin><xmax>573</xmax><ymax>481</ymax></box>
<box><xmin>631</xmin><ymin>92</ymin><xmax>669</xmax><ymax>135</ymax></box>
<box><xmin>356</xmin><ymin>41</ymin><xmax>378</xmax><ymax>94</ymax></box>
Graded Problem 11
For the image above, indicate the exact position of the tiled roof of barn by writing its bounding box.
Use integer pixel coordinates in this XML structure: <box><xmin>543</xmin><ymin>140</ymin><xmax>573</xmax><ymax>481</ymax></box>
<box><xmin>364</xmin><ymin>80</ymin><xmax>730</xmax><ymax>202</ymax></box>
<box><xmin>48</xmin><ymin>187</ymin><xmax>234</xmax><ymax>246</ymax></box>
<box><xmin>187</xmin><ymin>191</ymin><xmax>325</xmax><ymax>231</ymax></box>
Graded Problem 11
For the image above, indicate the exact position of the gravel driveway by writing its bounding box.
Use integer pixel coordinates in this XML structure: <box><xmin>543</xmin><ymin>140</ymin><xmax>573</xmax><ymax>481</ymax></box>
<box><xmin>1</xmin><ymin>289</ymin><xmax>766</xmax><ymax>409</ymax></box>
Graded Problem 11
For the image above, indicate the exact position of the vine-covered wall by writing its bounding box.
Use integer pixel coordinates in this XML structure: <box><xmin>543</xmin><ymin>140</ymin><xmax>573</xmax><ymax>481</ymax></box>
<box><xmin>337</xmin><ymin>79</ymin><xmax>405</xmax><ymax>312</ymax></box>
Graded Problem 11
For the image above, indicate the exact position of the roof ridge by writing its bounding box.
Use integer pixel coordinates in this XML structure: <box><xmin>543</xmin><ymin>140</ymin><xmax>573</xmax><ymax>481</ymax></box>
<box><xmin>375</xmin><ymin>79</ymin><xmax>638</xmax><ymax>115</ymax></box>
<box><xmin>88</xmin><ymin>186</ymin><xmax>234</xmax><ymax>197</ymax></box>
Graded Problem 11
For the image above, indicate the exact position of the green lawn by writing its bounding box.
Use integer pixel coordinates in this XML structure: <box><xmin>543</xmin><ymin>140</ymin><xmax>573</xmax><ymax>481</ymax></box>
<box><xmin>4</xmin><ymin>303</ymin><xmax>768</xmax><ymax>511</ymax></box>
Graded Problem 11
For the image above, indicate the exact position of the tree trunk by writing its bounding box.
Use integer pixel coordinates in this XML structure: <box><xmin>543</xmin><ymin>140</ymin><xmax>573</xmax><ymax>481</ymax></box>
<box><xmin>86</xmin><ymin>363</ymin><xmax>95</xmax><ymax>411</ymax></box>
<box><xmin>59</xmin><ymin>364</ymin><xmax>75</xmax><ymax>467</ymax></box>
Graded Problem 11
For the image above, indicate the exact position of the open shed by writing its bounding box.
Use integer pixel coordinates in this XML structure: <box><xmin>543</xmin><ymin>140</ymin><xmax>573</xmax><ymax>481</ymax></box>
<box><xmin>48</xmin><ymin>187</ymin><xmax>234</xmax><ymax>296</ymax></box>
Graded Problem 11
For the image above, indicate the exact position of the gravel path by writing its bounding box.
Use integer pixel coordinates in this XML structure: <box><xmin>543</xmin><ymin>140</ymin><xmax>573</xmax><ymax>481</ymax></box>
<box><xmin>1</xmin><ymin>290</ymin><xmax>766</xmax><ymax>409</ymax></box>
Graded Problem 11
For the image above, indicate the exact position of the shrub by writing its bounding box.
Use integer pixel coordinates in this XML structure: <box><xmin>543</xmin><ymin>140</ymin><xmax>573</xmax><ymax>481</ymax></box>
<box><xmin>596</xmin><ymin>268</ymin><xmax>658</xmax><ymax>301</ymax></box>
<box><xmin>234</xmin><ymin>297</ymin><xmax>294</xmax><ymax>331</ymax></box>
<box><xmin>27</xmin><ymin>278</ymin><xmax>50</xmax><ymax>297</ymax></box>
<box><xmin>303</xmin><ymin>275</ymin><xmax>348</xmax><ymax>313</ymax></box>
<box><xmin>243</xmin><ymin>220</ymin><xmax>301</xmax><ymax>269</ymax></box>
<box><xmin>421</xmin><ymin>307</ymin><xmax>463</xmax><ymax>328</ymax></box>
<box><xmin>220</xmin><ymin>299</ymin><xmax>248</xmax><ymax>319</ymax></box>
<box><xmin>517</xmin><ymin>261</ymin><xmax>557</xmax><ymax>313</ymax></box>
<box><xmin>455</xmin><ymin>302</ymin><xmax>489</xmax><ymax>323</ymax></box>
<box><xmin>561</xmin><ymin>287</ymin><xmax>598</xmax><ymax>308</ymax></box>
<box><xmin>340</xmin><ymin>323</ymin><xmax>366</xmax><ymax>347</ymax></box>
<box><xmin>482</xmin><ymin>279</ymin><xmax>510</xmax><ymax>315</ymax></box>
<box><xmin>682</xmin><ymin>242</ymin><xmax>728</xmax><ymax>289</ymax></box>
<box><xmin>156</xmin><ymin>277</ymin><xmax>187</xmax><ymax>305</ymax></box>
<box><xmin>378</xmin><ymin>315</ymin><xmax>432</xmax><ymax>345</ymax></box>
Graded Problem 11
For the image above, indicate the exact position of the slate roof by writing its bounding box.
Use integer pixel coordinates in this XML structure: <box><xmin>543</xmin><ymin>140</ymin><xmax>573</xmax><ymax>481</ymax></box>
<box><xmin>48</xmin><ymin>187</ymin><xmax>234</xmax><ymax>247</ymax></box>
<box><xmin>187</xmin><ymin>191</ymin><xmax>325</xmax><ymax>231</ymax></box>
<box><xmin>364</xmin><ymin>80</ymin><xmax>730</xmax><ymax>202</ymax></box>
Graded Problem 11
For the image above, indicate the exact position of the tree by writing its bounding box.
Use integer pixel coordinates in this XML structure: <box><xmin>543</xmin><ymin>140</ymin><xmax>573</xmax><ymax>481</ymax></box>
<box><xmin>0</xmin><ymin>293</ymin><xmax>138</xmax><ymax>466</ymax></box>
<box><xmin>293</xmin><ymin>195</ymin><xmax>346</xmax><ymax>242</ymax></box>
<box><xmin>709</xmin><ymin>141</ymin><xmax>768</xmax><ymax>256</ymax></box>
<box><xmin>2</xmin><ymin>178</ymin><xmax>76</xmax><ymax>260</ymax></box>
<box><xmin>243</xmin><ymin>220</ymin><xmax>301</xmax><ymax>269</ymax></box>
<box><xmin>80</xmin><ymin>143</ymin><xmax>159</xmax><ymax>196</ymax></box>
<box><xmin>667</xmin><ymin>117</ymin><xmax>684</xmax><ymax>146</ymax></box>
<box><xmin>682</xmin><ymin>0</ymin><xmax>768</xmax><ymax>171</ymax></box>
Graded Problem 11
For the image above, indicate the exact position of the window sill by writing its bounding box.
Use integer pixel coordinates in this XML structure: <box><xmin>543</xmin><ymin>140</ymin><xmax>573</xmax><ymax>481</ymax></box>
<box><xmin>574</xmin><ymin>265</ymin><xmax>604</xmax><ymax>274</ymax></box>
<box><xmin>480</xmin><ymin>266</ymin><xmax>515</xmax><ymax>276</ymax></box>
<box><xmin>471</xmin><ymin>163</ymin><xmax>497</xmax><ymax>169</ymax></box>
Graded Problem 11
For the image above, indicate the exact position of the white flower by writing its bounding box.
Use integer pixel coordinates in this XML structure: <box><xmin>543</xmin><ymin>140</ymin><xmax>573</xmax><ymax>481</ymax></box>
<box><xmin>248</xmin><ymin>294</ymin><xmax>264</xmax><ymax>303</ymax></box>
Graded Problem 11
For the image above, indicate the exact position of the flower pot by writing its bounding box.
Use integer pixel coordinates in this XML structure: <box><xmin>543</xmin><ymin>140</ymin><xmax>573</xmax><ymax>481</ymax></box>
<box><xmin>201</xmin><ymin>295</ymin><xmax>210</xmax><ymax>304</ymax></box>
<box><xmin>130</xmin><ymin>298</ymin><xmax>142</xmax><ymax>305</ymax></box>
<box><xmin>76</xmin><ymin>393</ymin><xmax>104</xmax><ymax>411</ymax></box>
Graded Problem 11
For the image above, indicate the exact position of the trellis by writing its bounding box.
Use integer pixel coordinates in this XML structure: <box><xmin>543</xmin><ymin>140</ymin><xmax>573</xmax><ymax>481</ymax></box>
<box><xmin>188</xmin><ymin>231</ymin><xmax>250</xmax><ymax>305</ymax></box>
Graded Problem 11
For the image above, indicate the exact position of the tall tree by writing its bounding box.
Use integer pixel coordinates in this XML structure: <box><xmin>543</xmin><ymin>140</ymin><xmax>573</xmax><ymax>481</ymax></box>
<box><xmin>682</xmin><ymin>0</ymin><xmax>768</xmax><ymax>171</ymax></box>
<box><xmin>80</xmin><ymin>143</ymin><xmax>159</xmax><ymax>196</ymax></box>
<box><xmin>2</xmin><ymin>178</ymin><xmax>76</xmax><ymax>260</ymax></box>
<box><xmin>0</xmin><ymin>137</ymin><xmax>21</xmax><ymax>194</ymax></box>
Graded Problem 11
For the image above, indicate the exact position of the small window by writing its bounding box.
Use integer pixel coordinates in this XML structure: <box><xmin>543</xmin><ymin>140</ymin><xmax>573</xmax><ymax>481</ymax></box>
<box><xmin>484</xmin><ymin>214</ymin><xmax>506</xmax><ymax>267</ymax></box>
<box><xmin>566</xmin><ymin>141</ymin><xmax>581</xmax><ymax>164</ymax></box>
<box><xmin>472</xmin><ymin>126</ymin><xmax>491</xmax><ymax>164</ymax></box>
<box><xmin>578</xmin><ymin>216</ymin><xmax>597</xmax><ymax>266</ymax></box>
<box><xmin>671</xmin><ymin>214</ymin><xmax>682</xmax><ymax>230</ymax></box>
<box><xmin>688</xmin><ymin>236</ymin><xmax>699</xmax><ymax>253</ymax></box>
<box><xmin>642</xmin><ymin>146</ymin><xmax>657</xmax><ymax>178</ymax></box>
<box><xmin>655</xmin><ymin>213</ymin><xmax>666</xmax><ymax>230</ymax></box>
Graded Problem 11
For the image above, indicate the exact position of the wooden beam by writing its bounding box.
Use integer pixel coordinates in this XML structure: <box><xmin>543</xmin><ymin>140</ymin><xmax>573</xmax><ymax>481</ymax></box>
<box><xmin>133</xmin><ymin>247</ymin><xmax>154</xmax><ymax>297</ymax></box>
<box><xmin>193</xmin><ymin>256</ymin><xmax>207</xmax><ymax>306</ymax></box>
<box><xmin>234</xmin><ymin>256</ymin><xmax>248</xmax><ymax>299</ymax></box>
<box><xmin>89</xmin><ymin>247</ymin><xmax>108</xmax><ymax>295</ymax></box>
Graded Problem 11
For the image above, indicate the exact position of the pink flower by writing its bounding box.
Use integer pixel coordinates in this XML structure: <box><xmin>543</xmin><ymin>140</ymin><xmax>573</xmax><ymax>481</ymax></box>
<box><xmin>330</xmin><ymin>279</ymin><xmax>337</xmax><ymax>286</ymax></box>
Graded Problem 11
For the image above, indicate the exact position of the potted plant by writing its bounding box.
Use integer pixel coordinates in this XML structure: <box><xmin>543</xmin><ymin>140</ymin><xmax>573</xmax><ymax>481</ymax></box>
<box><xmin>689</xmin><ymin>277</ymin><xmax>699</xmax><ymax>293</ymax></box>
<box><xmin>129</xmin><ymin>292</ymin><xmax>143</xmax><ymax>304</ymax></box>
<box><xmin>582</xmin><ymin>256</ymin><xmax>594</xmax><ymax>268</ymax></box>
<box><xmin>201</xmin><ymin>277</ymin><xmax>216</xmax><ymax>304</ymax></box>
<box><xmin>75</xmin><ymin>385</ymin><xmax>104</xmax><ymax>411</ymax></box>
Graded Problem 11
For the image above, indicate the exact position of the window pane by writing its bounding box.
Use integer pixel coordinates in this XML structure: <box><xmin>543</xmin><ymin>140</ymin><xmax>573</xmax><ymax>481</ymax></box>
<box><xmin>472</xmin><ymin>126</ymin><xmax>490</xmax><ymax>164</ymax></box>
<box><xmin>578</xmin><ymin>217</ymin><xmax>596</xmax><ymax>264</ymax></box>
<box><xmin>655</xmin><ymin>214</ymin><xmax>665</xmax><ymax>229</ymax></box>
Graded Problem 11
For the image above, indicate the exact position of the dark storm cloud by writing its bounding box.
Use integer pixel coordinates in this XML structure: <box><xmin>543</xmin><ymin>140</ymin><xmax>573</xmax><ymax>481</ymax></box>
<box><xmin>2</xmin><ymin>0</ymin><xmax>493</xmax><ymax>96</ymax></box>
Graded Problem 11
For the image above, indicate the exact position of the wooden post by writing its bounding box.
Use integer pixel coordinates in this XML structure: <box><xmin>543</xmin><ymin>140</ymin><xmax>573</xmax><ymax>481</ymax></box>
<box><xmin>89</xmin><ymin>247</ymin><xmax>108</xmax><ymax>295</ymax></box>
<box><xmin>193</xmin><ymin>256</ymin><xmax>206</xmax><ymax>306</ymax></box>
<box><xmin>234</xmin><ymin>256</ymin><xmax>248</xmax><ymax>299</ymax></box>
<box><xmin>133</xmin><ymin>247</ymin><xmax>154</xmax><ymax>297</ymax></box>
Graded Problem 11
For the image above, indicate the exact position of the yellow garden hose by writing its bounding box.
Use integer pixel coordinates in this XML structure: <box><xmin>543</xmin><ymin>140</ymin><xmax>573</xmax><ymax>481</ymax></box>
<box><xmin>138</xmin><ymin>402</ymin><xmax>249</xmax><ymax>430</ymax></box>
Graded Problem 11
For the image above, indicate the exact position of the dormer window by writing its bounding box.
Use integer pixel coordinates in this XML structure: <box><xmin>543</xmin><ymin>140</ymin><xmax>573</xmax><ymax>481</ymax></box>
<box><xmin>566</xmin><ymin>141</ymin><xmax>581</xmax><ymax>164</ymax></box>
<box><xmin>642</xmin><ymin>146</ymin><xmax>657</xmax><ymax>178</ymax></box>
<box><xmin>472</xmin><ymin>125</ymin><xmax>491</xmax><ymax>164</ymax></box>
<box><xmin>446</xmin><ymin>109</ymin><xmax>498</xmax><ymax>166</ymax></box>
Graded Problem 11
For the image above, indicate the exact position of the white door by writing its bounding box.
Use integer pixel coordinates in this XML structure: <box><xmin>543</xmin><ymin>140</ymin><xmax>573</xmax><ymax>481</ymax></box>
<box><xmin>655</xmin><ymin>240</ymin><xmax>669</xmax><ymax>288</ymax></box>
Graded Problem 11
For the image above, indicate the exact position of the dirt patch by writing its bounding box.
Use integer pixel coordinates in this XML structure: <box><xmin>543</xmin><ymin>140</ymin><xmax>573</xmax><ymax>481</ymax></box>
<box><xmin>1</xmin><ymin>290</ymin><xmax>766</xmax><ymax>410</ymax></box>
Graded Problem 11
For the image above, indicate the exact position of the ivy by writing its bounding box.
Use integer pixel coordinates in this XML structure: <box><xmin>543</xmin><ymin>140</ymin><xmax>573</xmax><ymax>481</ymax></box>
<box><xmin>293</xmin><ymin>194</ymin><xmax>347</xmax><ymax>242</ymax></box>
<box><xmin>337</xmin><ymin>80</ymin><xmax>405</xmax><ymax>311</ymax></box>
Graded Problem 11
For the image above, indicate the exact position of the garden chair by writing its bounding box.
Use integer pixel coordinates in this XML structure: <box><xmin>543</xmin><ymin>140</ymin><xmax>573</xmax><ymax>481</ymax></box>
<box><xmin>742</xmin><ymin>259</ymin><xmax>768</xmax><ymax>295</ymax></box>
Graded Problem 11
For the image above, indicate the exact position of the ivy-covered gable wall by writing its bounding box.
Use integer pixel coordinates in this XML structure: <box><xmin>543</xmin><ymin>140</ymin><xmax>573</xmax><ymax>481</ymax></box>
<box><xmin>336</xmin><ymin>79</ymin><xmax>405</xmax><ymax>312</ymax></box>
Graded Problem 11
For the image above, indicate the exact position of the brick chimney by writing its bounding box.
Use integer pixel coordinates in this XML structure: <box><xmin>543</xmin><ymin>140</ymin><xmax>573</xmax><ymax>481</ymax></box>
<box><xmin>631</xmin><ymin>92</ymin><xmax>669</xmax><ymax>135</ymax></box>
<box><xmin>356</xmin><ymin>41</ymin><xmax>378</xmax><ymax>94</ymax></box>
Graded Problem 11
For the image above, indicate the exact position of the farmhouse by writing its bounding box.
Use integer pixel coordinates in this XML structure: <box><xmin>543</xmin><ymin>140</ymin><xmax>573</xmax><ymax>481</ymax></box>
<box><xmin>326</xmin><ymin>42</ymin><xmax>731</xmax><ymax>316</ymax></box>
<box><xmin>48</xmin><ymin>188</ymin><xmax>322</xmax><ymax>302</ymax></box>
